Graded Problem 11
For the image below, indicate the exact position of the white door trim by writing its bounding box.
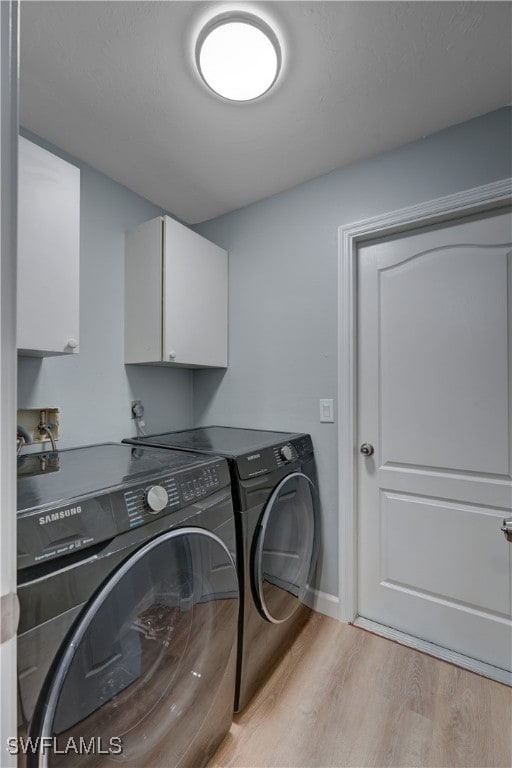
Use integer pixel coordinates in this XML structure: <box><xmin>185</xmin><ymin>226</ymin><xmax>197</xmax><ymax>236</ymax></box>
<box><xmin>0</xmin><ymin>0</ymin><xmax>19</xmax><ymax>764</ymax></box>
<box><xmin>337</xmin><ymin>178</ymin><xmax>512</xmax><ymax>624</ymax></box>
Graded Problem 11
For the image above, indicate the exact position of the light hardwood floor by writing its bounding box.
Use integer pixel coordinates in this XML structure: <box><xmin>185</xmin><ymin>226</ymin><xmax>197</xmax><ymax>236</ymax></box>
<box><xmin>207</xmin><ymin>612</ymin><xmax>512</xmax><ymax>768</ymax></box>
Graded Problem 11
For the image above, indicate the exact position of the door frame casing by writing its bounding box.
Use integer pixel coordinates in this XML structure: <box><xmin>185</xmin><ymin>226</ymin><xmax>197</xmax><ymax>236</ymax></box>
<box><xmin>0</xmin><ymin>2</ymin><xmax>18</xmax><ymax>766</ymax></box>
<box><xmin>337</xmin><ymin>178</ymin><xmax>512</xmax><ymax>624</ymax></box>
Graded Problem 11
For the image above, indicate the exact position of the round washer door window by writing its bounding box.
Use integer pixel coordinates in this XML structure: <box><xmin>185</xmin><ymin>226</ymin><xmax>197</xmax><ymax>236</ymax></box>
<box><xmin>252</xmin><ymin>472</ymin><xmax>316</xmax><ymax>624</ymax></box>
<box><xmin>29</xmin><ymin>527</ymin><xmax>239</xmax><ymax>768</ymax></box>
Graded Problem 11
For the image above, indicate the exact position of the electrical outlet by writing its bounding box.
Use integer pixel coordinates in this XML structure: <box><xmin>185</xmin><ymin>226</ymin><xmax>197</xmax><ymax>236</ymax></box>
<box><xmin>131</xmin><ymin>400</ymin><xmax>143</xmax><ymax>419</ymax></box>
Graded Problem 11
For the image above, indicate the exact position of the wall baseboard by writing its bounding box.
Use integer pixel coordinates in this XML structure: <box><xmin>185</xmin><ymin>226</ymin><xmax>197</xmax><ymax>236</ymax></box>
<box><xmin>304</xmin><ymin>587</ymin><xmax>340</xmax><ymax>620</ymax></box>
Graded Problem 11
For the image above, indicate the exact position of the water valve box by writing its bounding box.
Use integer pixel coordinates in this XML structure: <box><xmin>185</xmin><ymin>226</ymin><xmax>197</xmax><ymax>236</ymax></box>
<box><xmin>17</xmin><ymin>407</ymin><xmax>60</xmax><ymax>444</ymax></box>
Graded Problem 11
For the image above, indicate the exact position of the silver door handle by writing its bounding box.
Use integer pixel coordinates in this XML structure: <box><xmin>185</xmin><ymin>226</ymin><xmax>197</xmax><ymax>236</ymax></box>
<box><xmin>360</xmin><ymin>443</ymin><xmax>374</xmax><ymax>457</ymax></box>
<box><xmin>501</xmin><ymin>518</ymin><xmax>512</xmax><ymax>543</ymax></box>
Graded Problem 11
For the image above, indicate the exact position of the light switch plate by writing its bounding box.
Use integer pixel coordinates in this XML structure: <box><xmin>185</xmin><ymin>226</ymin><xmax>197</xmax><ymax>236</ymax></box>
<box><xmin>320</xmin><ymin>398</ymin><xmax>334</xmax><ymax>423</ymax></box>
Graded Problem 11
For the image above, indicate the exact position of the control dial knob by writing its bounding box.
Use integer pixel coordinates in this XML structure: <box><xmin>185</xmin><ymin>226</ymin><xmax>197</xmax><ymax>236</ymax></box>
<box><xmin>280</xmin><ymin>445</ymin><xmax>293</xmax><ymax>463</ymax></box>
<box><xmin>144</xmin><ymin>485</ymin><xmax>168</xmax><ymax>514</ymax></box>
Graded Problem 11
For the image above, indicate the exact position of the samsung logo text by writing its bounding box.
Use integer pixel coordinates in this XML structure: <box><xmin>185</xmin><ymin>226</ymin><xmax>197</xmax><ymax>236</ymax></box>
<box><xmin>39</xmin><ymin>506</ymin><xmax>82</xmax><ymax>526</ymax></box>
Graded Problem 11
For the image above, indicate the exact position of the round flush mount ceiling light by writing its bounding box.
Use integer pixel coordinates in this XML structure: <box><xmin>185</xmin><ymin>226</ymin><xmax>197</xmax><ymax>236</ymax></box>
<box><xmin>195</xmin><ymin>12</ymin><xmax>282</xmax><ymax>102</ymax></box>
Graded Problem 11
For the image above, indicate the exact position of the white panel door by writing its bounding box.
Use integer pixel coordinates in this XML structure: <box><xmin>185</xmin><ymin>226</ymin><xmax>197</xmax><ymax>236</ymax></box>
<box><xmin>357</xmin><ymin>209</ymin><xmax>512</xmax><ymax>673</ymax></box>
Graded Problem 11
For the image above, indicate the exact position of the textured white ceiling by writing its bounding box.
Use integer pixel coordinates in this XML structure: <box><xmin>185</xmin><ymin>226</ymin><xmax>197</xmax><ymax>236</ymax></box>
<box><xmin>20</xmin><ymin>1</ymin><xmax>512</xmax><ymax>224</ymax></box>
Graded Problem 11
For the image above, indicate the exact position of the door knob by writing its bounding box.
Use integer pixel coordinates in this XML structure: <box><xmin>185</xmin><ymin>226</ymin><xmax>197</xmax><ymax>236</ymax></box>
<box><xmin>501</xmin><ymin>518</ymin><xmax>512</xmax><ymax>543</ymax></box>
<box><xmin>360</xmin><ymin>443</ymin><xmax>374</xmax><ymax>457</ymax></box>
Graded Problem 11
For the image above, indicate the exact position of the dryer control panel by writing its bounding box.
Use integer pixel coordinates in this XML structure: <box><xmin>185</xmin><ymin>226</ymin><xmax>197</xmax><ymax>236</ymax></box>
<box><xmin>237</xmin><ymin>435</ymin><xmax>313</xmax><ymax>480</ymax></box>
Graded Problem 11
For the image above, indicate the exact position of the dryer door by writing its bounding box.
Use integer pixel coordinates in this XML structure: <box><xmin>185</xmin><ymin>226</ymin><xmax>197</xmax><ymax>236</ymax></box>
<box><xmin>28</xmin><ymin>528</ymin><xmax>239</xmax><ymax>768</ymax></box>
<box><xmin>253</xmin><ymin>472</ymin><xmax>316</xmax><ymax>624</ymax></box>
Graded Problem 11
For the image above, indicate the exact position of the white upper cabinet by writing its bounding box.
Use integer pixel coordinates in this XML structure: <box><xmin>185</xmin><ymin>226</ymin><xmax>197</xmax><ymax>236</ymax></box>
<box><xmin>125</xmin><ymin>216</ymin><xmax>228</xmax><ymax>368</ymax></box>
<box><xmin>17</xmin><ymin>137</ymin><xmax>80</xmax><ymax>356</ymax></box>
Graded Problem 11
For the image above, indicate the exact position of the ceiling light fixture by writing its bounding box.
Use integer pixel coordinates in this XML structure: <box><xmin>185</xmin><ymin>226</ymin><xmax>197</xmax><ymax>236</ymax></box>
<box><xmin>195</xmin><ymin>12</ymin><xmax>282</xmax><ymax>102</ymax></box>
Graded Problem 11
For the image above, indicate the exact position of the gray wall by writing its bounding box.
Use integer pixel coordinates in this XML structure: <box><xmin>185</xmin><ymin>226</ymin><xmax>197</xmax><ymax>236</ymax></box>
<box><xmin>18</xmin><ymin>110</ymin><xmax>512</xmax><ymax>601</ymax></box>
<box><xmin>194</xmin><ymin>107</ymin><xmax>512</xmax><ymax>600</ymax></box>
<box><xmin>18</xmin><ymin>132</ymin><xmax>194</xmax><ymax>447</ymax></box>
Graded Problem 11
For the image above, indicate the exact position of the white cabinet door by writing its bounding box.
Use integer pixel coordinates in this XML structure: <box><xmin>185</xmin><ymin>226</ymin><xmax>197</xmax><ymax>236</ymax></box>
<box><xmin>357</xmin><ymin>209</ymin><xmax>512</xmax><ymax>673</ymax></box>
<box><xmin>17</xmin><ymin>137</ymin><xmax>80</xmax><ymax>356</ymax></box>
<box><xmin>124</xmin><ymin>216</ymin><xmax>228</xmax><ymax>368</ymax></box>
<box><xmin>124</xmin><ymin>217</ymin><xmax>163</xmax><ymax>365</ymax></box>
<box><xmin>163</xmin><ymin>217</ymin><xmax>228</xmax><ymax>368</ymax></box>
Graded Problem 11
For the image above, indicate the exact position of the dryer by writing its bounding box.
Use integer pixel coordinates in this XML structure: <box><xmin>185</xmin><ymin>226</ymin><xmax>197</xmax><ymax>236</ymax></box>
<box><xmin>16</xmin><ymin>443</ymin><xmax>239</xmax><ymax>767</ymax></box>
<box><xmin>123</xmin><ymin>427</ymin><xmax>319</xmax><ymax>712</ymax></box>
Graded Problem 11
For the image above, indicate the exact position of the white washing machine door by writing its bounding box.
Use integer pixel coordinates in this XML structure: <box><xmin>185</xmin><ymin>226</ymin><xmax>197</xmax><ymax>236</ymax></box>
<box><xmin>28</xmin><ymin>527</ymin><xmax>239</xmax><ymax>768</ymax></box>
<box><xmin>252</xmin><ymin>472</ymin><xmax>316</xmax><ymax>624</ymax></box>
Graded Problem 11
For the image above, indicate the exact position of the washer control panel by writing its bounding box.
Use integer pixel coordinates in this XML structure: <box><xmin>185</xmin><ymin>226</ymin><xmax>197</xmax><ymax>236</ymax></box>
<box><xmin>122</xmin><ymin>464</ymin><xmax>222</xmax><ymax>527</ymax></box>
<box><xmin>123</xmin><ymin>473</ymin><xmax>180</xmax><ymax>528</ymax></box>
<box><xmin>17</xmin><ymin>496</ymin><xmax>116</xmax><ymax>571</ymax></box>
<box><xmin>144</xmin><ymin>485</ymin><xmax>169</xmax><ymax>513</ymax></box>
<box><xmin>179</xmin><ymin>465</ymin><xmax>220</xmax><ymax>504</ymax></box>
<box><xmin>17</xmin><ymin>453</ymin><xmax>230</xmax><ymax>571</ymax></box>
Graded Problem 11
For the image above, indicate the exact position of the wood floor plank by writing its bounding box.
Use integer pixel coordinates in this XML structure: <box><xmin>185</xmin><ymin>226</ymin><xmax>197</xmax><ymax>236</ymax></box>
<box><xmin>206</xmin><ymin>613</ymin><xmax>512</xmax><ymax>768</ymax></box>
<box><xmin>267</xmin><ymin>623</ymin><xmax>382</xmax><ymax>766</ymax></box>
<box><xmin>346</xmin><ymin>691</ymin><xmax>433</xmax><ymax>768</ymax></box>
<box><xmin>428</xmin><ymin>663</ymin><xmax>512</xmax><ymax>768</ymax></box>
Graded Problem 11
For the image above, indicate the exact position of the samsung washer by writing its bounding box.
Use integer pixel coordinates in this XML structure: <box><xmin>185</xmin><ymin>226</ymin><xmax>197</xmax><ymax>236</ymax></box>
<box><xmin>17</xmin><ymin>443</ymin><xmax>239</xmax><ymax>767</ymax></box>
<box><xmin>123</xmin><ymin>427</ymin><xmax>319</xmax><ymax>712</ymax></box>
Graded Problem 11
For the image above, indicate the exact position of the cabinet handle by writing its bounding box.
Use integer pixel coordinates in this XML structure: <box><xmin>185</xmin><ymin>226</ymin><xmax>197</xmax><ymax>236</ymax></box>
<box><xmin>66</xmin><ymin>338</ymin><xmax>78</xmax><ymax>350</ymax></box>
<box><xmin>168</xmin><ymin>350</ymin><xmax>177</xmax><ymax>361</ymax></box>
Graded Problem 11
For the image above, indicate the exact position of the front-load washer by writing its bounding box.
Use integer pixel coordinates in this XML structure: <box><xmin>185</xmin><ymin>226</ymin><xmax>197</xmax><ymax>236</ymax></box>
<box><xmin>16</xmin><ymin>442</ymin><xmax>239</xmax><ymax>767</ymax></box>
<box><xmin>123</xmin><ymin>427</ymin><xmax>319</xmax><ymax>712</ymax></box>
